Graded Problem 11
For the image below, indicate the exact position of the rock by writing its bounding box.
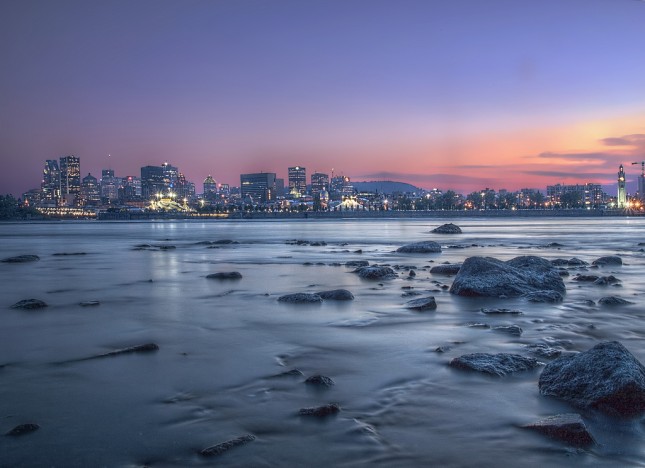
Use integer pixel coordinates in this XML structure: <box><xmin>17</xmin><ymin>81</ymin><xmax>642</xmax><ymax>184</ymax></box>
<box><xmin>99</xmin><ymin>343</ymin><xmax>159</xmax><ymax>358</ymax></box>
<box><xmin>10</xmin><ymin>299</ymin><xmax>48</xmax><ymax>310</ymax></box>
<box><xmin>405</xmin><ymin>296</ymin><xmax>437</xmax><ymax>311</ymax></box>
<box><xmin>593</xmin><ymin>276</ymin><xmax>619</xmax><ymax>286</ymax></box>
<box><xmin>353</xmin><ymin>249</ymin><xmax>363</xmax><ymax>254</ymax></box>
<box><xmin>155</xmin><ymin>245</ymin><xmax>176</xmax><ymax>250</ymax></box>
<box><xmin>598</xmin><ymin>296</ymin><xmax>633</xmax><ymax>306</ymax></box>
<box><xmin>298</xmin><ymin>403</ymin><xmax>341</xmax><ymax>417</ymax></box>
<box><xmin>523</xmin><ymin>413</ymin><xmax>594</xmax><ymax>447</ymax></box>
<box><xmin>200</xmin><ymin>434</ymin><xmax>256</xmax><ymax>457</ymax></box>
<box><xmin>432</xmin><ymin>223</ymin><xmax>462</xmax><ymax>234</ymax></box>
<box><xmin>466</xmin><ymin>322</ymin><xmax>490</xmax><ymax>329</ymax></box>
<box><xmin>345</xmin><ymin>260</ymin><xmax>369</xmax><ymax>268</ymax></box>
<box><xmin>449</xmin><ymin>353</ymin><xmax>541</xmax><ymax>376</ymax></box>
<box><xmin>79</xmin><ymin>301</ymin><xmax>100</xmax><ymax>307</ymax></box>
<box><xmin>408</xmin><ymin>270</ymin><xmax>416</xmax><ymax>277</ymax></box>
<box><xmin>450</xmin><ymin>256</ymin><xmax>565</xmax><ymax>298</ymax></box>
<box><xmin>430</xmin><ymin>264</ymin><xmax>461</xmax><ymax>275</ymax></box>
<box><xmin>1</xmin><ymin>255</ymin><xmax>40</xmax><ymax>263</ymax></box>
<box><xmin>539</xmin><ymin>341</ymin><xmax>645</xmax><ymax>417</ymax></box>
<box><xmin>353</xmin><ymin>266</ymin><xmax>397</xmax><ymax>280</ymax></box>
<box><xmin>524</xmin><ymin>290</ymin><xmax>564</xmax><ymax>303</ymax></box>
<box><xmin>305</xmin><ymin>375</ymin><xmax>335</xmax><ymax>387</ymax></box>
<box><xmin>316</xmin><ymin>289</ymin><xmax>354</xmax><ymax>301</ymax></box>
<box><xmin>277</xmin><ymin>293</ymin><xmax>322</xmax><ymax>303</ymax></box>
<box><xmin>572</xmin><ymin>275</ymin><xmax>599</xmax><ymax>282</ymax></box>
<box><xmin>397</xmin><ymin>241</ymin><xmax>442</xmax><ymax>254</ymax></box>
<box><xmin>206</xmin><ymin>271</ymin><xmax>242</xmax><ymax>280</ymax></box>
<box><xmin>524</xmin><ymin>343</ymin><xmax>562</xmax><ymax>359</ymax></box>
<box><xmin>213</xmin><ymin>239</ymin><xmax>237</xmax><ymax>244</ymax></box>
<box><xmin>493</xmin><ymin>325</ymin><xmax>523</xmax><ymax>336</ymax></box>
<box><xmin>592</xmin><ymin>256</ymin><xmax>622</xmax><ymax>266</ymax></box>
<box><xmin>481</xmin><ymin>308</ymin><xmax>522</xmax><ymax>315</ymax></box>
<box><xmin>551</xmin><ymin>258</ymin><xmax>588</xmax><ymax>267</ymax></box>
<box><xmin>52</xmin><ymin>252</ymin><xmax>86</xmax><ymax>256</ymax></box>
<box><xmin>5</xmin><ymin>423</ymin><xmax>40</xmax><ymax>436</ymax></box>
<box><xmin>272</xmin><ymin>369</ymin><xmax>304</xmax><ymax>378</ymax></box>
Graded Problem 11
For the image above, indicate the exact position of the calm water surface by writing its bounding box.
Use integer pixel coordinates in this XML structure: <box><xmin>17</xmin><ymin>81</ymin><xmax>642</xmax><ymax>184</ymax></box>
<box><xmin>1</xmin><ymin>218</ymin><xmax>644</xmax><ymax>467</ymax></box>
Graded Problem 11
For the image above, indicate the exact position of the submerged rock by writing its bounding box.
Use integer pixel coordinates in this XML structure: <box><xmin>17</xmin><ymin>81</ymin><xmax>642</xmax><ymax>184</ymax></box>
<box><xmin>450</xmin><ymin>256</ymin><xmax>565</xmax><ymax>298</ymax></box>
<box><xmin>272</xmin><ymin>369</ymin><xmax>304</xmax><ymax>378</ymax></box>
<box><xmin>5</xmin><ymin>423</ymin><xmax>40</xmax><ymax>436</ymax></box>
<box><xmin>305</xmin><ymin>375</ymin><xmax>335</xmax><ymax>387</ymax></box>
<box><xmin>539</xmin><ymin>341</ymin><xmax>645</xmax><ymax>417</ymax></box>
<box><xmin>524</xmin><ymin>343</ymin><xmax>562</xmax><ymax>359</ymax></box>
<box><xmin>572</xmin><ymin>274</ymin><xmax>599</xmax><ymax>282</ymax></box>
<box><xmin>450</xmin><ymin>353</ymin><xmax>541</xmax><ymax>376</ymax></box>
<box><xmin>598</xmin><ymin>296</ymin><xmax>633</xmax><ymax>306</ymax></box>
<box><xmin>52</xmin><ymin>252</ymin><xmax>86</xmax><ymax>256</ymax></box>
<box><xmin>277</xmin><ymin>293</ymin><xmax>322</xmax><ymax>303</ymax></box>
<box><xmin>79</xmin><ymin>300</ymin><xmax>100</xmax><ymax>307</ymax></box>
<box><xmin>524</xmin><ymin>290</ymin><xmax>564</xmax><ymax>303</ymax></box>
<box><xmin>405</xmin><ymin>296</ymin><xmax>437</xmax><ymax>311</ymax></box>
<box><xmin>430</xmin><ymin>264</ymin><xmax>461</xmax><ymax>275</ymax></box>
<box><xmin>207</xmin><ymin>271</ymin><xmax>242</xmax><ymax>280</ymax></box>
<box><xmin>345</xmin><ymin>260</ymin><xmax>369</xmax><ymax>268</ymax></box>
<box><xmin>316</xmin><ymin>289</ymin><xmax>354</xmax><ymax>301</ymax></box>
<box><xmin>397</xmin><ymin>241</ymin><xmax>442</xmax><ymax>254</ymax></box>
<box><xmin>551</xmin><ymin>257</ymin><xmax>588</xmax><ymax>267</ymax></box>
<box><xmin>353</xmin><ymin>266</ymin><xmax>397</xmax><ymax>280</ymax></box>
<box><xmin>592</xmin><ymin>256</ymin><xmax>622</xmax><ymax>266</ymax></box>
<box><xmin>99</xmin><ymin>343</ymin><xmax>159</xmax><ymax>358</ymax></box>
<box><xmin>481</xmin><ymin>308</ymin><xmax>522</xmax><ymax>315</ymax></box>
<box><xmin>523</xmin><ymin>413</ymin><xmax>594</xmax><ymax>447</ymax></box>
<box><xmin>432</xmin><ymin>223</ymin><xmax>462</xmax><ymax>234</ymax></box>
<box><xmin>298</xmin><ymin>403</ymin><xmax>341</xmax><ymax>417</ymax></box>
<box><xmin>493</xmin><ymin>325</ymin><xmax>523</xmax><ymax>336</ymax></box>
<box><xmin>200</xmin><ymin>434</ymin><xmax>256</xmax><ymax>457</ymax></box>
<box><xmin>1</xmin><ymin>255</ymin><xmax>40</xmax><ymax>263</ymax></box>
<box><xmin>593</xmin><ymin>276</ymin><xmax>620</xmax><ymax>286</ymax></box>
<box><xmin>10</xmin><ymin>299</ymin><xmax>48</xmax><ymax>310</ymax></box>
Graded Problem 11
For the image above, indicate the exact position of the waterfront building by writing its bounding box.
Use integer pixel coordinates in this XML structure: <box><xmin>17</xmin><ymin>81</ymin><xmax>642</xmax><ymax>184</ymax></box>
<box><xmin>59</xmin><ymin>155</ymin><xmax>80</xmax><ymax>197</ymax></box>
<box><xmin>141</xmin><ymin>165</ymin><xmax>165</xmax><ymax>200</ymax></box>
<box><xmin>617</xmin><ymin>164</ymin><xmax>627</xmax><ymax>208</ymax></box>
<box><xmin>80</xmin><ymin>173</ymin><xmax>101</xmax><ymax>206</ymax></box>
<box><xmin>288</xmin><ymin>166</ymin><xmax>306</xmax><ymax>197</ymax></box>
<box><xmin>330</xmin><ymin>175</ymin><xmax>352</xmax><ymax>199</ymax></box>
<box><xmin>219</xmin><ymin>183</ymin><xmax>230</xmax><ymax>197</ymax></box>
<box><xmin>162</xmin><ymin>162</ymin><xmax>179</xmax><ymax>191</ymax></box>
<box><xmin>41</xmin><ymin>159</ymin><xmax>60</xmax><ymax>204</ymax></box>
<box><xmin>275</xmin><ymin>178</ymin><xmax>285</xmax><ymax>197</ymax></box>
<box><xmin>203</xmin><ymin>175</ymin><xmax>217</xmax><ymax>198</ymax></box>
<box><xmin>311</xmin><ymin>172</ymin><xmax>329</xmax><ymax>196</ymax></box>
<box><xmin>100</xmin><ymin>169</ymin><xmax>120</xmax><ymax>203</ymax></box>
<box><xmin>546</xmin><ymin>183</ymin><xmax>606</xmax><ymax>207</ymax></box>
<box><xmin>120</xmin><ymin>176</ymin><xmax>142</xmax><ymax>202</ymax></box>
<box><xmin>240</xmin><ymin>172</ymin><xmax>276</xmax><ymax>203</ymax></box>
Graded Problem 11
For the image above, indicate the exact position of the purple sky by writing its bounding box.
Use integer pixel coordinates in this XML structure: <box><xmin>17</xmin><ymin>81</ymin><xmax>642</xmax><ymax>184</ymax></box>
<box><xmin>1</xmin><ymin>0</ymin><xmax>645</xmax><ymax>197</ymax></box>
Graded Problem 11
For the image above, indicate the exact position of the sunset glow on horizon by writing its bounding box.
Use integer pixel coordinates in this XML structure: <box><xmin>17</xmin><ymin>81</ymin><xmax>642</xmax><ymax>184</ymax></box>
<box><xmin>2</xmin><ymin>0</ymin><xmax>644</xmax><ymax>197</ymax></box>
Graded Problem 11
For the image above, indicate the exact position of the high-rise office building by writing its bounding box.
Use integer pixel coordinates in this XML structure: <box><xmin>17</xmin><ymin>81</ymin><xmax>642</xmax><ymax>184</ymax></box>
<box><xmin>288</xmin><ymin>166</ymin><xmax>306</xmax><ymax>197</ymax></box>
<box><xmin>59</xmin><ymin>155</ymin><xmax>80</xmax><ymax>196</ymax></box>
<box><xmin>120</xmin><ymin>176</ymin><xmax>142</xmax><ymax>202</ymax></box>
<box><xmin>617</xmin><ymin>164</ymin><xmax>627</xmax><ymax>208</ymax></box>
<box><xmin>80</xmin><ymin>173</ymin><xmax>101</xmax><ymax>206</ymax></box>
<box><xmin>100</xmin><ymin>169</ymin><xmax>120</xmax><ymax>203</ymax></box>
<box><xmin>240</xmin><ymin>172</ymin><xmax>276</xmax><ymax>203</ymax></box>
<box><xmin>311</xmin><ymin>172</ymin><xmax>329</xmax><ymax>196</ymax></box>
<box><xmin>41</xmin><ymin>159</ymin><xmax>60</xmax><ymax>203</ymax></box>
<box><xmin>203</xmin><ymin>175</ymin><xmax>217</xmax><ymax>196</ymax></box>
<box><xmin>162</xmin><ymin>162</ymin><xmax>179</xmax><ymax>191</ymax></box>
<box><xmin>141</xmin><ymin>165</ymin><xmax>166</xmax><ymax>200</ymax></box>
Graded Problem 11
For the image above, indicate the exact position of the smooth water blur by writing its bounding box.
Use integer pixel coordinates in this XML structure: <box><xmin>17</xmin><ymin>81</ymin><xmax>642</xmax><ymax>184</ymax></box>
<box><xmin>1</xmin><ymin>218</ymin><xmax>644</xmax><ymax>467</ymax></box>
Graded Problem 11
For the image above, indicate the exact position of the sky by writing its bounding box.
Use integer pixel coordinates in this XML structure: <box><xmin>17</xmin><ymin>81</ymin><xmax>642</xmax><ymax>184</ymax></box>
<box><xmin>1</xmin><ymin>0</ymin><xmax>645</xmax><ymax>197</ymax></box>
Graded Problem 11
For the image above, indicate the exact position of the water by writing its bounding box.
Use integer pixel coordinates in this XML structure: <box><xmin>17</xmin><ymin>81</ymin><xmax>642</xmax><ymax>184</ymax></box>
<box><xmin>1</xmin><ymin>218</ymin><xmax>644</xmax><ymax>467</ymax></box>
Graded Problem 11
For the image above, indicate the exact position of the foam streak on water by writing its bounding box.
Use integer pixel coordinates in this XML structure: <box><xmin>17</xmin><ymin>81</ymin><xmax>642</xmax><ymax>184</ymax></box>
<box><xmin>1</xmin><ymin>218</ymin><xmax>644</xmax><ymax>467</ymax></box>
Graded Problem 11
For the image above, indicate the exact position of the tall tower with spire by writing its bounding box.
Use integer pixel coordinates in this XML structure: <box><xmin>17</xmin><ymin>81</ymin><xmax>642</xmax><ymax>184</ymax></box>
<box><xmin>617</xmin><ymin>164</ymin><xmax>627</xmax><ymax>208</ymax></box>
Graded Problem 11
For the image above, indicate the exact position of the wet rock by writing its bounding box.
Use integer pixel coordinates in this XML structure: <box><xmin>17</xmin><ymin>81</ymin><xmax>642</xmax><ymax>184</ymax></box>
<box><xmin>310</xmin><ymin>241</ymin><xmax>327</xmax><ymax>246</ymax></box>
<box><xmin>200</xmin><ymin>434</ymin><xmax>256</xmax><ymax>457</ymax></box>
<box><xmin>539</xmin><ymin>341</ymin><xmax>645</xmax><ymax>417</ymax></box>
<box><xmin>572</xmin><ymin>274</ymin><xmax>599</xmax><ymax>282</ymax></box>
<box><xmin>10</xmin><ymin>299</ymin><xmax>48</xmax><ymax>310</ymax></box>
<box><xmin>405</xmin><ymin>296</ymin><xmax>437</xmax><ymax>311</ymax></box>
<box><xmin>215</xmin><ymin>239</ymin><xmax>238</xmax><ymax>244</ymax></box>
<box><xmin>1</xmin><ymin>255</ymin><xmax>40</xmax><ymax>263</ymax></box>
<box><xmin>450</xmin><ymin>353</ymin><xmax>541</xmax><ymax>376</ymax></box>
<box><xmin>345</xmin><ymin>260</ymin><xmax>369</xmax><ymax>268</ymax></box>
<box><xmin>53</xmin><ymin>252</ymin><xmax>86</xmax><ymax>256</ymax></box>
<box><xmin>5</xmin><ymin>423</ymin><xmax>40</xmax><ymax>436</ymax></box>
<box><xmin>542</xmin><ymin>242</ymin><xmax>564</xmax><ymax>248</ymax></box>
<box><xmin>481</xmin><ymin>308</ymin><xmax>522</xmax><ymax>315</ymax></box>
<box><xmin>450</xmin><ymin>256</ymin><xmax>565</xmax><ymax>298</ymax></box>
<box><xmin>524</xmin><ymin>290</ymin><xmax>564</xmax><ymax>303</ymax></box>
<box><xmin>206</xmin><ymin>272</ymin><xmax>243</xmax><ymax>280</ymax></box>
<box><xmin>298</xmin><ymin>403</ymin><xmax>341</xmax><ymax>417</ymax></box>
<box><xmin>305</xmin><ymin>375</ymin><xmax>335</xmax><ymax>387</ymax></box>
<box><xmin>272</xmin><ymin>369</ymin><xmax>304</xmax><ymax>378</ymax></box>
<box><xmin>402</xmin><ymin>291</ymin><xmax>421</xmax><ymax>297</ymax></box>
<box><xmin>598</xmin><ymin>296</ymin><xmax>633</xmax><ymax>306</ymax></box>
<box><xmin>316</xmin><ymin>289</ymin><xmax>354</xmax><ymax>301</ymax></box>
<box><xmin>592</xmin><ymin>256</ymin><xmax>622</xmax><ymax>266</ymax></box>
<box><xmin>79</xmin><ymin>300</ymin><xmax>100</xmax><ymax>307</ymax></box>
<box><xmin>155</xmin><ymin>245</ymin><xmax>176</xmax><ymax>250</ymax></box>
<box><xmin>493</xmin><ymin>325</ymin><xmax>523</xmax><ymax>336</ymax></box>
<box><xmin>432</xmin><ymin>223</ymin><xmax>462</xmax><ymax>234</ymax></box>
<box><xmin>353</xmin><ymin>266</ymin><xmax>397</xmax><ymax>280</ymax></box>
<box><xmin>523</xmin><ymin>413</ymin><xmax>594</xmax><ymax>447</ymax></box>
<box><xmin>524</xmin><ymin>343</ymin><xmax>562</xmax><ymax>359</ymax></box>
<box><xmin>277</xmin><ymin>293</ymin><xmax>323</xmax><ymax>303</ymax></box>
<box><xmin>430</xmin><ymin>264</ymin><xmax>461</xmax><ymax>275</ymax></box>
<box><xmin>408</xmin><ymin>270</ymin><xmax>416</xmax><ymax>277</ymax></box>
<box><xmin>397</xmin><ymin>241</ymin><xmax>442</xmax><ymax>254</ymax></box>
<box><xmin>551</xmin><ymin>258</ymin><xmax>588</xmax><ymax>267</ymax></box>
<box><xmin>465</xmin><ymin>322</ymin><xmax>491</xmax><ymax>329</ymax></box>
<box><xmin>98</xmin><ymin>343</ymin><xmax>159</xmax><ymax>358</ymax></box>
<box><xmin>593</xmin><ymin>276</ymin><xmax>620</xmax><ymax>286</ymax></box>
<box><xmin>353</xmin><ymin>249</ymin><xmax>363</xmax><ymax>254</ymax></box>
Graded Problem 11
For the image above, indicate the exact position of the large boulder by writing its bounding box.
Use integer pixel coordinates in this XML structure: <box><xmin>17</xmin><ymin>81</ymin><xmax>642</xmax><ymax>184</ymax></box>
<box><xmin>449</xmin><ymin>353</ymin><xmax>541</xmax><ymax>376</ymax></box>
<box><xmin>449</xmin><ymin>256</ymin><xmax>565</xmax><ymax>298</ymax></box>
<box><xmin>396</xmin><ymin>241</ymin><xmax>442</xmax><ymax>254</ymax></box>
<box><xmin>432</xmin><ymin>223</ymin><xmax>462</xmax><ymax>234</ymax></box>
<box><xmin>353</xmin><ymin>266</ymin><xmax>397</xmax><ymax>280</ymax></box>
<box><xmin>539</xmin><ymin>341</ymin><xmax>645</xmax><ymax>417</ymax></box>
<box><xmin>592</xmin><ymin>256</ymin><xmax>622</xmax><ymax>266</ymax></box>
<box><xmin>316</xmin><ymin>289</ymin><xmax>354</xmax><ymax>301</ymax></box>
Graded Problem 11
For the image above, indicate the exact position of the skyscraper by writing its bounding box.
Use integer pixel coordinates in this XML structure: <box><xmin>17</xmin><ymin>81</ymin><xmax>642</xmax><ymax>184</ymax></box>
<box><xmin>59</xmin><ymin>155</ymin><xmax>80</xmax><ymax>196</ymax></box>
<box><xmin>288</xmin><ymin>166</ymin><xmax>306</xmax><ymax>197</ymax></box>
<box><xmin>141</xmin><ymin>165</ymin><xmax>165</xmax><ymax>200</ymax></box>
<box><xmin>240</xmin><ymin>172</ymin><xmax>276</xmax><ymax>203</ymax></box>
<box><xmin>203</xmin><ymin>175</ymin><xmax>217</xmax><ymax>197</ymax></box>
<box><xmin>100</xmin><ymin>169</ymin><xmax>119</xmax><ymax>203</ymax></box>
<box><xmin>80</xmin><ymin>173</ymin><xmax>101</xmax><ymax>206</ymax></box>
<box><xmin>41</xmin><ymin>159</ymin><xmax>60</xmax><ymax>203</ymax></box>
<box><xmin>311</xmin><ymin>172</ymin><xmax>329</xmax><ymax>196</ymax></box>
<box><xmin>617</xmin><ymin>164</ymin><xmax>627</xmax><ymax>208</ymax></box>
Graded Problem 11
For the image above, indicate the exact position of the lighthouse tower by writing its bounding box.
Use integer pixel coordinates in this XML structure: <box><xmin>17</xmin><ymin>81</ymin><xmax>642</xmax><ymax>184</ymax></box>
<box><xmin>617</xmin><ymin>164</ymin><xmax>627</xmax><ymax>208</ymax></box>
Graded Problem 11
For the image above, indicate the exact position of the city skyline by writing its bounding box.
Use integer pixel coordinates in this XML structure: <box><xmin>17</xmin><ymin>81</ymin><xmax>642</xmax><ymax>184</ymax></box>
<box><xmin>2</xmin><ymin>0</ymin><xmax>645</xmax><ymax>197</ymax></box>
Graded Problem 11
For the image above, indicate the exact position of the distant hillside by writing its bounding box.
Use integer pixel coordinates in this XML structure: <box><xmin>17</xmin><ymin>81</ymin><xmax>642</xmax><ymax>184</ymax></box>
<box><xmin>352</xmin><ymin>181</ymin><xmax>423</xmax><ymax>194</ymax></box>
